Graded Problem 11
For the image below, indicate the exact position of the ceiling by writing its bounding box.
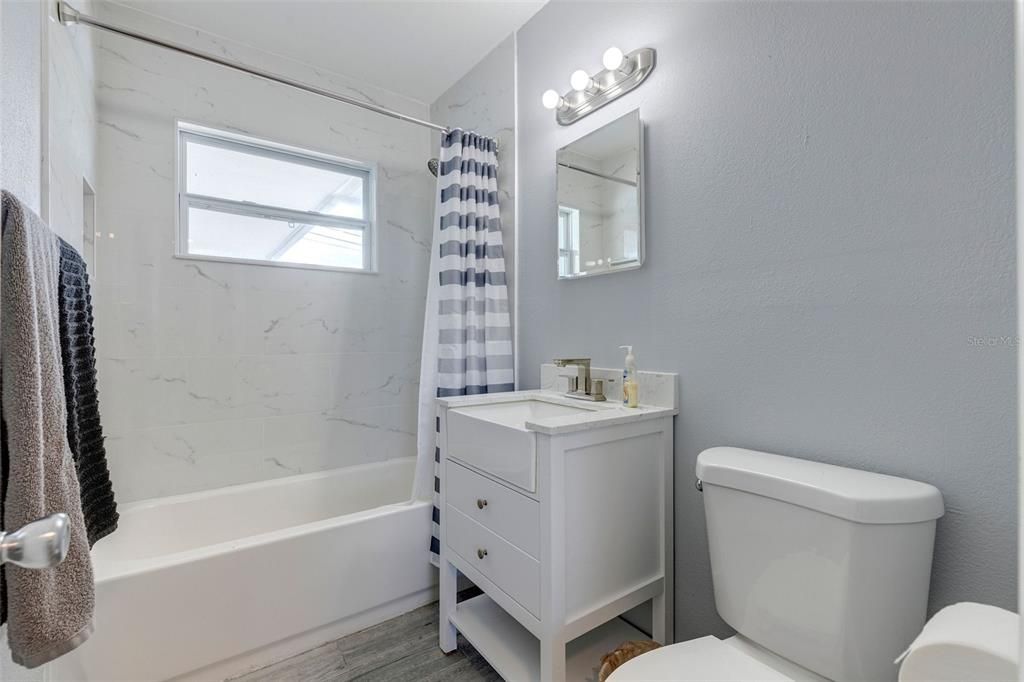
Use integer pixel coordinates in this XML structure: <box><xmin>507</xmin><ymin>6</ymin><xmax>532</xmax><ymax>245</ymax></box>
<box><xmin>110</xmin><ymin>0</ymin><xmax>546</xmax><ymax>104</ymax></box>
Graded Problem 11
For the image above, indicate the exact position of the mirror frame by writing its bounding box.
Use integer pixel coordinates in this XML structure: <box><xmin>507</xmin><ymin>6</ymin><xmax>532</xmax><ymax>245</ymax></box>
<box><xmin>556</xmin><ymin>108</ymin><xmax>645</xmax><ymax>281</ymax></box>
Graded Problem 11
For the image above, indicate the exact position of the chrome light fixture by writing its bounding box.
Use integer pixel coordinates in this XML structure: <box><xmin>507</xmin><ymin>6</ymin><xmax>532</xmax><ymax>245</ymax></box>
<box><xmin>541</xmin><ymin>46</ymin><xmax>656</xmax><ymax>126</ymax></box>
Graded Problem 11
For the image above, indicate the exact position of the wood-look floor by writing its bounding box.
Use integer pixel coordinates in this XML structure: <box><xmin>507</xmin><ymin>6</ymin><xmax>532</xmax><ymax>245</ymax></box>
<box><xmin>231</xmin><ymin>599</ymin><xmax>500</xmax><ymax>682</ymax></box>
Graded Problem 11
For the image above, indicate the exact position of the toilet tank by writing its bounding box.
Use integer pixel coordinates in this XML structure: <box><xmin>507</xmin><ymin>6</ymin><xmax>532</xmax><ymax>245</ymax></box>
<box><xmin>697</xmin><ymin>447</ymin><xmax>944</xmax><ymax>682</ymax></box>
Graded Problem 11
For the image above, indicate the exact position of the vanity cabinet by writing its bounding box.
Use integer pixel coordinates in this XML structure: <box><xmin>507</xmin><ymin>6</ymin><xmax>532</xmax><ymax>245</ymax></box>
<box><xmin>437</xmin><ymin>384</ymin><xmax>675</xmax><ymax>682</ymax></box>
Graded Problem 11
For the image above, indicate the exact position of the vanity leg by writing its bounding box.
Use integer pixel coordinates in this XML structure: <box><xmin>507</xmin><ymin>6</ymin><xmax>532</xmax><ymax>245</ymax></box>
<box><xmin>652</xmin><ymin>591</ymin><xmax>667</xmax><ymax>644</ymax></box>
<box><xmin>540</xmin><ymin>637</ymin><xmax>567</xmax><ymax>682</ymax></box>
<box><xmin>439</xmin><ymin>557</ymin><xmax>458</xmax><ymax>653</ymax></box>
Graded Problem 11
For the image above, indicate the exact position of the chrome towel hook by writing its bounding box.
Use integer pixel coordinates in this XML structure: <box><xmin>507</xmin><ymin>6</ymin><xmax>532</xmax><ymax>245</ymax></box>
<box><xmin>0</xmin><ymin>513</ymin><xmax>71</xmax><ymax>569</ymax></box>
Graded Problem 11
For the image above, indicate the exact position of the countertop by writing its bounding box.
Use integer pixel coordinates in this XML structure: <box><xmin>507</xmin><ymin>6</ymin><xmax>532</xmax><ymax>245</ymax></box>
<box><xmin>437</xmin><ymin>390</ymin><xmax>677</xmax><ymax>435</ymax></box>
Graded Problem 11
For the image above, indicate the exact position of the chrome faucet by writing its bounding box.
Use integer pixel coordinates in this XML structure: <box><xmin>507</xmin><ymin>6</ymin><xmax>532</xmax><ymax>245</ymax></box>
<box><xmin>552</xmin><ymin>358</ymin><xmax>607</xmax><ymax>402</ymax></box>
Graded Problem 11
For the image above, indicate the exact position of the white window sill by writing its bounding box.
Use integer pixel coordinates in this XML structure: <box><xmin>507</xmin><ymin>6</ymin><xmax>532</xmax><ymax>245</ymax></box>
<box><xmin>173</xmin><ymin>252</ymin><xmax>379</xmax><ymax>276</ymax></box>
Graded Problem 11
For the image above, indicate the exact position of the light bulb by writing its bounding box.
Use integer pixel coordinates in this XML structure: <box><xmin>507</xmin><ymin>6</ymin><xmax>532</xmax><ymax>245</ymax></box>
<box><xmin>541</xmin><ymin>89</ymin><xmax>562</xmax><ymax>110</ymax></box>
<box><xmin>570</xmin><ymin>69</ymin><xmax>592</xmax><ymax>92</ymax></box>
<box><xmin>602</xmin><ymin>46</ymin><xmax>624</xmax><ymax>71</ymax></box>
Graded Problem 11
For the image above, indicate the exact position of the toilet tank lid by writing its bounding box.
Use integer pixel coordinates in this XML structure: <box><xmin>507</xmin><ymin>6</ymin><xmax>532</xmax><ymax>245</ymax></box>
<box><xmin>696</xmin><ymin>447</ymin><xmax>944</xmax><ymax>524</ymax></box>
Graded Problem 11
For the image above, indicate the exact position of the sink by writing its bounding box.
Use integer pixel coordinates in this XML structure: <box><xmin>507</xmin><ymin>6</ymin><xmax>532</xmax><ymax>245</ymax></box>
<box><xmin>452</xmin><ymin>399</ymin><xmax>596</xmax><ymax>430</ymax></box>
<box><xmin>446</xmin><ymin>397</ymin><xmax>600</xmax><ymax>493</ymax></box>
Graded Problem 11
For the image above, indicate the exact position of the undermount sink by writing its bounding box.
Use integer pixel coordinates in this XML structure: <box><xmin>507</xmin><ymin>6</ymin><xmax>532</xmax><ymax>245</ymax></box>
<box><xmin>451</xmin><ymin>398</ymin><xmax>597</xmax><ymax>430</ymax></box>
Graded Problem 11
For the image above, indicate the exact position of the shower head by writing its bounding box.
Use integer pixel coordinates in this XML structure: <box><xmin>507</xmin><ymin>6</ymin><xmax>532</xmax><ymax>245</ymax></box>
<box><xmin>427</xmin><ymin>158</ymin><xmax>439</xmax><ymax>177</ymax></box>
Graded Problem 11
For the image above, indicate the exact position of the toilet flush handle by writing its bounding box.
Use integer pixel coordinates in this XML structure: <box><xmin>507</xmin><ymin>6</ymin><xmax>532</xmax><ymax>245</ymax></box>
<box><xmin>695</xmin><ymin>478</ymin><xmax>703</xmax><ymax>492</ymax></box>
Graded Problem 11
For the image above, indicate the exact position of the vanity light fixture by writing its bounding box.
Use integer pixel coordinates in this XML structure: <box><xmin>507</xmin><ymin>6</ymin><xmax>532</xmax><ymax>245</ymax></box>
<box><xmin>542</xmin><ymin>46</ymin><xmax>656</xmax><ymax>126</ymax></box>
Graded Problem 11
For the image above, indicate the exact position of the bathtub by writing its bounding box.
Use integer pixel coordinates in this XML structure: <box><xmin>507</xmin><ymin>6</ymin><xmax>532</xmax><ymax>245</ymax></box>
<box><xmin>49</xmin><ymin>458</ymin><xmax>437</xmax><ymax>681</ymax></box>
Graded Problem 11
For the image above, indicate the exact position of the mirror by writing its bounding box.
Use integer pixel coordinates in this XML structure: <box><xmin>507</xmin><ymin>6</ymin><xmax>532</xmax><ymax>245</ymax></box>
<box><xmin>556</xmin><ymin>109</ymin><xmax>643</xmax><ymax>279</ymax></box>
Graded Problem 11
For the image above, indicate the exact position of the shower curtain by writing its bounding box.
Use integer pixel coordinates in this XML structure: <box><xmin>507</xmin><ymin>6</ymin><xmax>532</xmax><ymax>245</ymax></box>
<box><xmin>415</xmin><ymin>130</ymin><xmax>514</xmax><ymax>566</ymax></box>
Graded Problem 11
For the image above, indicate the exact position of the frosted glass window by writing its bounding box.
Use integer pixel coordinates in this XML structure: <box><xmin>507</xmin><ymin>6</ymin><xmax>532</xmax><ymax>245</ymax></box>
<box><xmin>187</xmin><ymin>208</ymin><xmax>365</xmax><ymax>270</ymax></box>
<box><xmin>177</xmin><ymin>125</ymin><xmax>374</xmax><ymax>271</ymax></box>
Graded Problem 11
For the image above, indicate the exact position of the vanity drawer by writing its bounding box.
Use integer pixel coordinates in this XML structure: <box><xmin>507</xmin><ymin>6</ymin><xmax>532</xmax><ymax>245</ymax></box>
<box><xmin>445</xmin><ymin>461</ymin><xmax>539</xmax><ymax>558</ymax></box>
<box><xmin>445</xmin><ymin>505</ymin><xmax>540</xmax><ymax>618</ymax></box>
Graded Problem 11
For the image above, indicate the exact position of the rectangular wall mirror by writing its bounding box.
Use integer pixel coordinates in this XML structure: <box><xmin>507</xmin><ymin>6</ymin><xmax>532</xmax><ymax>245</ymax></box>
<box><xmin>556</xmin><ymin>109</ymin><xmax>644</xmax><ymax>280</ymax></box>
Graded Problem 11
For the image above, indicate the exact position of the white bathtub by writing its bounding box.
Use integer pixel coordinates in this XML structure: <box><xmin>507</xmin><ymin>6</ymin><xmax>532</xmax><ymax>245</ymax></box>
<box><xmin>49</xmin><ymin>458</ymin><xmax>437</xmax><ymax>681</ymax></box>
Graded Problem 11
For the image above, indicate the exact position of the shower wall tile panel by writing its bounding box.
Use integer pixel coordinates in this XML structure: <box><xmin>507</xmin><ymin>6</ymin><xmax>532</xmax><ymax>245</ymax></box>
<box><xmin>92</xmin><ymin>3</ymin><xmax>434</xmax><ymax>501</ymax></box>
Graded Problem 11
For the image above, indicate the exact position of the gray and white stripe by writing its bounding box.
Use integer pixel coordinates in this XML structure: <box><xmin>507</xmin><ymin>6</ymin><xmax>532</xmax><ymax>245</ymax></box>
<box><xmin>428</xmin><ymin>130</ymin><xmax>513</xmax><ymax>565</ymax></box>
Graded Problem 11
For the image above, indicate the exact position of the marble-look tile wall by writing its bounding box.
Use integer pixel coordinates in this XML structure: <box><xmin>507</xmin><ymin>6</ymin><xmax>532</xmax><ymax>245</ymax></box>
<box><xmin>92</xmin><ymin>2</ymin><xmax>434</xmax><ymax>502</ymax></box>
<box><xmin>47</xmin><ymin>0</ymin><xmax>98</xmax><ymax>252</ymax></box>
<box><xmin>429</xmin><ymin>34</ymin><xmax>517</xmax><ymax>378</ymax></box>
<box><xmin>600</xmin><ymin>149</ymin><xmax>640</xmax><ymax>263</ymax></box>
<box><xmin>539</xmin><ymin>364</ymin><xmax>677</xmax><ymax>410</ymax></box>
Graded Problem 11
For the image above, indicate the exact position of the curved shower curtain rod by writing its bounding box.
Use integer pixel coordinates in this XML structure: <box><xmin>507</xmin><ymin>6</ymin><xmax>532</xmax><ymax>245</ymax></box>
<box><xmin>56</xmin><ymin>1</ymin><xmax>478</xmax><ymax>141</ymax></box>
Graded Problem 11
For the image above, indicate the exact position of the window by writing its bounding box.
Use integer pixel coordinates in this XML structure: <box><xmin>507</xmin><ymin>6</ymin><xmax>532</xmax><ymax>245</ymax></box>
<box><xmin>557</xmin><ymin>206</ymin><xmax>580</xmax><ymax>277</ymax></box>
<box><xmin>177</xmin><ymin>124</ymin><xmax>375</xmax><ymax>272</ymax></box>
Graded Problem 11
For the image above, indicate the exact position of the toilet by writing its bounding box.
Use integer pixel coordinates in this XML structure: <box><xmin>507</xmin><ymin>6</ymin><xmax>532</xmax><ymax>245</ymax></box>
<box><xmin>609</xmin><ymin>446</ymin><xmax>946</xmax><ymax>682</ymax></box>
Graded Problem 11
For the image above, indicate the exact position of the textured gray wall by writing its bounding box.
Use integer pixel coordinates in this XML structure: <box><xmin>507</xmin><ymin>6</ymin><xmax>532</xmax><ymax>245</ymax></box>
<box><xmin>516</xmin><ymin>1</ymin><xmax>1016</xmax><ymax>640</ymax></box>
<box><xmin>1</xmin><ymin>0</ymin><xmax>42</xmax><ymax>213</ymax></box>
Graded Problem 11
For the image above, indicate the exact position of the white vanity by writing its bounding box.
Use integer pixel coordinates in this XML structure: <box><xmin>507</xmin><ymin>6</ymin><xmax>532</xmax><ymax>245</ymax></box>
<box><xmin>438</xmin><ymin>364</ymin><xmax>676</xmax><ymax>681</ymax></box>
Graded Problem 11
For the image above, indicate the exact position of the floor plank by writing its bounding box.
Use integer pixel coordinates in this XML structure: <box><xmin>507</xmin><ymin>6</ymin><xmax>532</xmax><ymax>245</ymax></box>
<box><xmin>231</xmin><ymin>599</ymin><xmax>498</xmax><ymax>682</ymax></box>
<box><xmin>233</xmin><ymin>640</ymin><xmax>348</xmax><ymax>682</ymax></box>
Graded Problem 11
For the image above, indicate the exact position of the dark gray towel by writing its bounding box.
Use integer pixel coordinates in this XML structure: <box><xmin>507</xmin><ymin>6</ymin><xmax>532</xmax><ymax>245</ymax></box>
<box><xmin>57</xmin><ymin>239</ymin><xmax>118</xmax><ymax>546</ymax></box>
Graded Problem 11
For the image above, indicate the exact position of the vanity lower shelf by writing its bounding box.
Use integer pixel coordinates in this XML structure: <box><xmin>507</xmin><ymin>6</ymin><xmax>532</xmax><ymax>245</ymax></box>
<box><xmin>451</xmin><ymin>593</ymin><xmax>647</xmax><ymax>681</ymax></box>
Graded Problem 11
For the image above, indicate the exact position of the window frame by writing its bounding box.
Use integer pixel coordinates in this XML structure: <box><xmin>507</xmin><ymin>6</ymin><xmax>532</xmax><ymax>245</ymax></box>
<box><xmin>175</xmin><ymin>122</ymin><xmax>378</xmax><ymax>274</ymax></box>
<box><xmin>557</xmin><ymin>205</ymin><xmax>581</xmax><ymax>277</ymax></box>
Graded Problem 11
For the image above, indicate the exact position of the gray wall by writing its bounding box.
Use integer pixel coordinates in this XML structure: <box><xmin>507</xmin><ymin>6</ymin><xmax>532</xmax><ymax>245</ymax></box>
<box><xmin>516</xmin><ymin>0</ymin><xmax>1016</xmax><ymax>640</ymax></box>
<box><xmin>1</xmin><ymin>0</ymin><xmax>43</xmax><ymax>213</ymax></box>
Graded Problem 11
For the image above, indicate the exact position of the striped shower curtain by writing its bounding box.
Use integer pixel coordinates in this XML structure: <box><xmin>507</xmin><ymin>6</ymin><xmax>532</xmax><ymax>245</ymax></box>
<box><xmin>415</xmin><ymin>130</ymin><xmax>514</xmax><ymax>567</ymax></box>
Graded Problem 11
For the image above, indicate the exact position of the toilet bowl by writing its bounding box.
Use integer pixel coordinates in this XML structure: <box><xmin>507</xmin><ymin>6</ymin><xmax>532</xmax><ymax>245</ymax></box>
<box><xmin>610</xmin><ymin>604</ymin><xmax>1020</xmax><ymax>682</ymax></box>
<box><xmin>609</xmin><ymin>447</ymin><xmax>945</xmax><ymax>682</ymax></box>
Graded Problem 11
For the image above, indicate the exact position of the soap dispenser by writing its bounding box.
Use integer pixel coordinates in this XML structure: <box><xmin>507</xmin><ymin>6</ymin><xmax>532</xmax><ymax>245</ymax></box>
<box><xmin>619</xmin><ymin>345</ymin><xmax>639</xmax><ymax>408</ymax></box>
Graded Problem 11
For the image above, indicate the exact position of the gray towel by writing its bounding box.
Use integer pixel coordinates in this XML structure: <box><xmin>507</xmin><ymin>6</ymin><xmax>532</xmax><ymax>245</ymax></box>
<box><xmin>1</xmin><ymin>191</ymin><xmax>94</xmax><ymax>668</ymax></box>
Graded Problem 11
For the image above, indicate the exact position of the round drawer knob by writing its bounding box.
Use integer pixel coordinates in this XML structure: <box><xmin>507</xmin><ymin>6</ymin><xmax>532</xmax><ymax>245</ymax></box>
<box><xmin>476</xmin><ymin>498</ymin><xmax>488</xmax><ymax>509</ymax></box>
<box><xmin>477</xmin><ymin>548</ymin><xmax>488</xmax><ymax>559</ymax></box>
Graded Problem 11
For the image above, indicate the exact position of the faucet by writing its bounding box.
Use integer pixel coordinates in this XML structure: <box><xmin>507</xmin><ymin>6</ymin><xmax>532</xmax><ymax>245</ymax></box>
<box><xmin>552</xmin><ymin>358</ymin><xmax>607</xmax><ymax>402</ymax></box>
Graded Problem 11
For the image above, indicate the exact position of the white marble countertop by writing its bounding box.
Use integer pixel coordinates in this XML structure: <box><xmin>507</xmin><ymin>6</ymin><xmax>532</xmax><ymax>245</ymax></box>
<box><xmin>437</xmin><ymin>390</ymin><xmax>677</xmax><ymax>436</ymax></box>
